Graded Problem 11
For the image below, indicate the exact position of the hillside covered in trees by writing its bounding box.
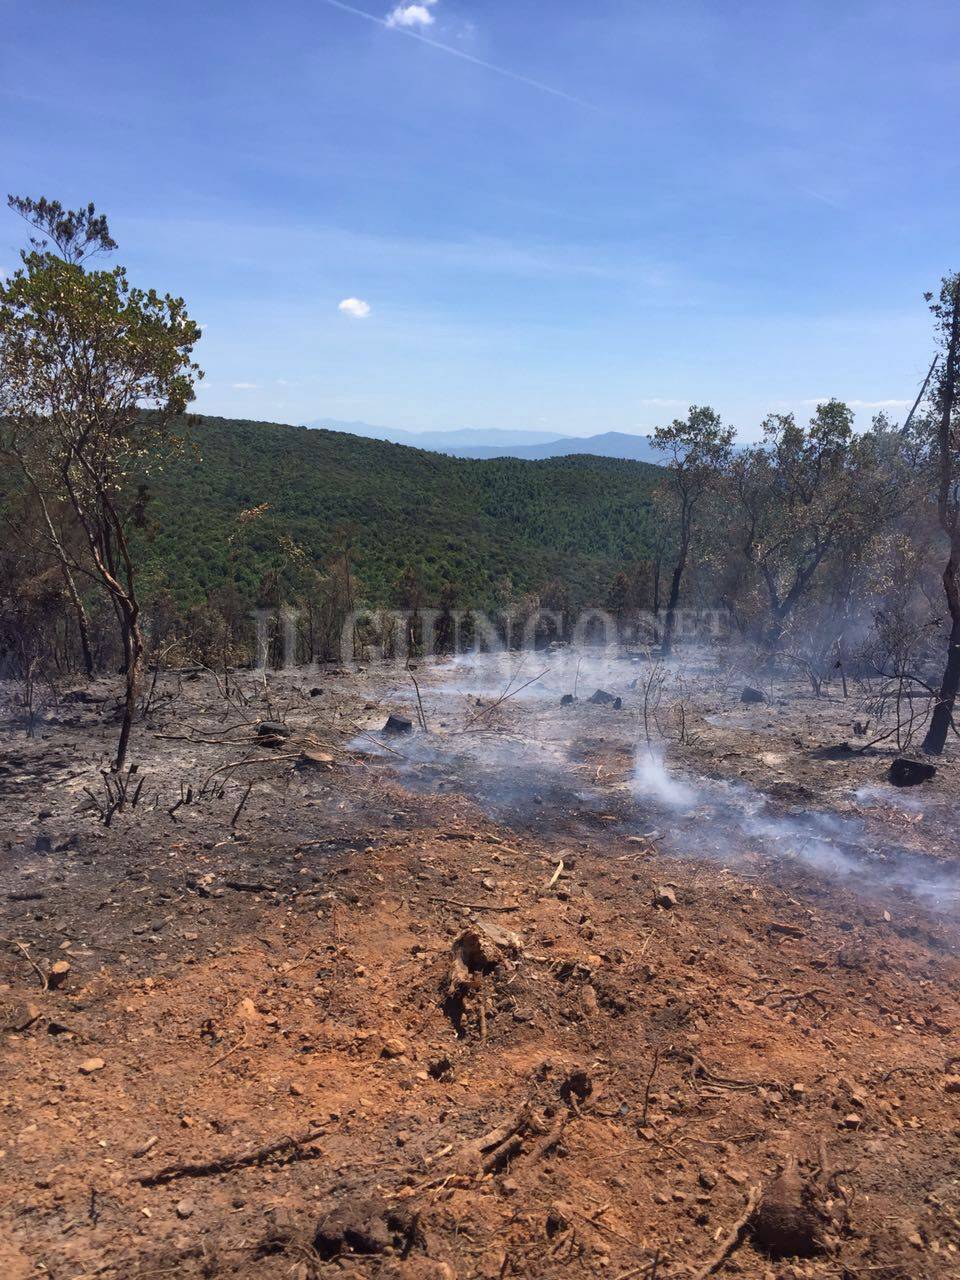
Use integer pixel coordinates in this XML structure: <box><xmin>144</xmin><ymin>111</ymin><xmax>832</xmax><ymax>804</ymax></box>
<box><xmin>2</xmin><ymin>196</ymin><xmax>959</xmax><ymax>764</ymax></box>
<box><xmin>139</xmin><ymin>415</ymin><xmax>662</xmax><ymax>611</ymax></box>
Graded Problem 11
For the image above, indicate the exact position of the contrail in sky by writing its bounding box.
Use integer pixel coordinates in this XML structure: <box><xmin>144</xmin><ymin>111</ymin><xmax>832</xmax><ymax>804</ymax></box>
<box><xmin>318</xmin><ymin>0</ymin><xmax>598</xmax><ymax>110</ymax></box>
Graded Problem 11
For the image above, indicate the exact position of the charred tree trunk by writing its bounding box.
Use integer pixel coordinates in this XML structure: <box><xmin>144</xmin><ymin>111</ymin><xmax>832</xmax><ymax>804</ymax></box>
<box><xmin>114</xmin><ymin>602</ymin><xmax>143</xmax><ymax>772</ymax></box>
<box><xmin>923</xmin><ymin>279</ymin><xmax>960</xmax><ymax>757</ymax></box>
<box><xmin>923</xmin><ymin>552</ymin><xmax>960</xmax><ymax>755</ymax></box>
<box><xmin>660</xmin><ymin>530</ymin><xmax>690</xmax><ymax>657</ymax></box>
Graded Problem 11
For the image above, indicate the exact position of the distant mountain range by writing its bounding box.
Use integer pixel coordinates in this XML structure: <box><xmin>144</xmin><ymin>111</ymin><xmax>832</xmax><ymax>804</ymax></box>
<box><xmin>304</xmin><ymin>418</ymin><xmax>661</xmax><ymax>464</ymax></box>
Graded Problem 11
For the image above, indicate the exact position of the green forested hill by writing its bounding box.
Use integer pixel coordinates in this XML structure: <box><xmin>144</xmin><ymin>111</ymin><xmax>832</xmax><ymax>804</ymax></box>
<box><xmin>140</xmin><ymin>416</ymin><xmax>661</xmax><ymax>609</ymax></box>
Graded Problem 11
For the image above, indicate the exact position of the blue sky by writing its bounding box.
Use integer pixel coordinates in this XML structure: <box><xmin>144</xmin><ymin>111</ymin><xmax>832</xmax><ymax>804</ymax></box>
<box><xmin>1</xmin><ymin>0</ymin><xmax>957</xmax><ymax>439</ymax></box>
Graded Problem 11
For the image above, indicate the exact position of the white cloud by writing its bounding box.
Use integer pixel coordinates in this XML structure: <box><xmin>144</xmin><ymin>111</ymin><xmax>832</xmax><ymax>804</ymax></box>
<box><xmin>338</xmin><ymin>297</ymin><xmax>372</xmax><ymax>319</ymax></box>
<box><xmin>386</xmin><ymin>1</ymin><xmax>437</xmax><ymax>29</ymax></box>
<box><xmin>232</xmin><ymin>381</ymin><xmax>259</xmax><ymax>390</ymax></box>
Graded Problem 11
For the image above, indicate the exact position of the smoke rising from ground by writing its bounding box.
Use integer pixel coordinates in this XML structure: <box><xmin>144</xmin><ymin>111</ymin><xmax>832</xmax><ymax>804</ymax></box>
<box><xmin>350</xmin><ymin>648</ymin><xmax>960</xmax><ymax>917</ymax></box>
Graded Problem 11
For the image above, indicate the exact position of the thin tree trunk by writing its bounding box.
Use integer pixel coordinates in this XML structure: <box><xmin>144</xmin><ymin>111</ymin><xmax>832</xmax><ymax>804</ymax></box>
<box><xmin>59</xmin><ymin>563</ymin><xmax>94</xmax><ymax>677</ymax></box>
<box><xmin>23</xmin><ymin>477</ymin><xmax>95</xmax><ymax>677</ymax></box>
<box><xmin>660</xmin><ymin>535</ymin><xmax>689</xmax><ymax>657</ymax></box>
<box><xmin>923</xmin><ymin>280</ymin><xmax>960</xmax><ymax>756</ymax></box>
<box><xmin>114</xmin><ymin>608</ymin><xmax>143</xmax><ymax>772</ymax></box>
<box><xmin>923</xmin><ymin>551</ymin><xmax>960</xmax><ymax>755</ymax></box>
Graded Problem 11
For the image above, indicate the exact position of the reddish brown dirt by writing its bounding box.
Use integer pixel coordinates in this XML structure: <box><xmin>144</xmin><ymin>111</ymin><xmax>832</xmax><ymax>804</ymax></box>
<box><xmin>1</xmin><ymin>661</ymin><xmax>958</xmax><ymax>1279</ymax></box>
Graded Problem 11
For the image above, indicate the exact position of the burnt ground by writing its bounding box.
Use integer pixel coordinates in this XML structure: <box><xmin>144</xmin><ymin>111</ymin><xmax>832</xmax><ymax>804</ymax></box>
<box><xmin>1</xmin><ymin>652</ymin><xmax>959</xmax><ymax>1280</ymax></box>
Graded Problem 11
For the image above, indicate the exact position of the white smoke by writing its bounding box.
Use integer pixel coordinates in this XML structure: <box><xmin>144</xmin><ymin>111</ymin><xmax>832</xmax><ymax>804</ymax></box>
<box><xmin>633</xmin><ymin>749</ymin><xmax>697</xmax><ymax>809</ymax></box>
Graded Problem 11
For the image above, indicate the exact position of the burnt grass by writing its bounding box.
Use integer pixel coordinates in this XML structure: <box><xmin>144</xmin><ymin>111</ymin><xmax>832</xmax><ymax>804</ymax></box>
<box><xmin>1</xmin><ymin>658</ymin><xmax>959</xmax><ymax>1279</ymax></box>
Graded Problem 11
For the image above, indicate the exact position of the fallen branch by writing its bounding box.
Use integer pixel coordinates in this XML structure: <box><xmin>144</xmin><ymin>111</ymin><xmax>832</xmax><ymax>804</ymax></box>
<box><xmin>543</xmin><ymin>859</ymin><xmax>565</xmax><ymax>893</ymax></box>
<box><xmin>689</xmin><ymin>1185</ymin><xmax>762</xmax><ymax>1280</ymax></box>
<box><xmin>1</xmin><ymin>936</ymin><xmax>48</xmax><ymax>990</ymax></box>
<box><xmin>208</xmin><ymin>1026</ymin><xmax>249</xmax><ymax>1070</ymax></box>
<box><xmin>640</xmin><ymin>1047</ymin><xmax>661</xmax><ymax>1128</ymax></box>
<box><xmin>686</xmin><ymin>1053</ymin><xmax>783</xmax><ymax>1094</ymax></box>
<box><xmin>231</xmin><ymin>782</ymin><xmax>254</xmax><ymax>828</ymax></box>
<box><xmin>525</xmin><ymin>1113</ymin><xmax>568</xmax><ymax>1164</ymax></box>
<box><xmin>426</xmin><ymin>895</ymin><xmax>521</xmax><ymax>913</ymax></box>
<box><xmin>138</xmin><ymin>1124</ymin><xmax>326</xmax><ymax>1186</ymax></box>
<box><xmin>462</xmin><ymin>666</ymin><xmax>551</xmax><ymax>729</ymax></box>
<box><xmin>347</xmin><ymin>726</ymin><xmax>408</xmax><ymax>759</ymax></box>
<box><xmin>201</xmin><ymin>754</ymin><xmax>299</xmax><ymax>790</ymax></box>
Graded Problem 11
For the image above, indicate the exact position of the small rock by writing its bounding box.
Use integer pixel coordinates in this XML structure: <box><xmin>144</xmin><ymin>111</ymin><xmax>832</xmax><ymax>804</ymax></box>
<box><xmin>889</xmin><ymin>757</ymin><xmax>937</xmax><ymax>787</ymax></box>
<box><xmin>2</xmin><ymin>1000</ymin><xmax>41</xmax><ymax>1033</ymax></box>
<box><xmin>297</xmin><ymin>750</ymin><xmax>335</xmax><ymax>771</ymax></box>
<box><xmin>943</xmin><ymin>1076</ymin><xmax>960</xmax><ymax>1095</ymax></box>
<box><xmin>48</xmin><ymin>960</ymin><xmax>71</xmax><ymax>989</ymax></box>
<box><xmin>653</xmin><ymin>885</ymin><xmax>678</xmax><ymax>910</ymax></box>
<box><xmin>587</xmin><ymin>689</ymin><xmax>617</xmax><ymax>705</ymax></box>
<box><xmin>78</xmin><ymin>1058</ymin><xmax>105</xmax><ymax>1075</ymax></box>
<box><xmin>257</xmin><ymin>720</ymin><xmax>292</xmax><ymax>743</ymax></box>
<box><xmin>741</xmin><ymin>686</ymin><xmax>766</xmax><ymax>704</ymax></box>
<box><xmin>546</xmin><ymin>1201</ymin><xmax>573</xmax><ymax>1236</ymax></box>
<box><xmin>381</xmin><ymin>1038</ymin><xmax>407</xmax><ymax>1059</ymax></box>
<box><xmin>175</xmin><ymin>1198</ymin><xmax>195</xmax><ymax>1219</ymax></box>
<box><xmin>383</xmin><ymin>714</ymin><xmax>413</xmax><ymax>735</ymax></box>
<box><xmin>236</xmin><ymin>997</ymin><xmax>259</xmax><ymax>1022</ymax></box>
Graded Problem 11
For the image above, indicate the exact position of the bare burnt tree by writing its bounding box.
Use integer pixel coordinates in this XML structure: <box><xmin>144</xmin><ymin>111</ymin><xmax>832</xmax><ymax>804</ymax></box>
<box><xmin>922</xmin><ymin>272</ymin><xmax>960</xmax><ymax>755</ymax></box>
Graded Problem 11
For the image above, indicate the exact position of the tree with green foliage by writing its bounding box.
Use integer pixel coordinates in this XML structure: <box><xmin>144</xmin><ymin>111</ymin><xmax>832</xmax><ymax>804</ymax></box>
<box><xmin>0</xmin><ymin>196</ymin><xmax>202</xmax><ymax>769</ymax></box>
<box><xmin>652</xmin><ymin>405</ymin><xmax>735</xmax><ymax>655</ymax></box>
<box><xmin>730</xmin><ymin>399</ymin><xmax>910</xmax><ymax>653</ymax></box>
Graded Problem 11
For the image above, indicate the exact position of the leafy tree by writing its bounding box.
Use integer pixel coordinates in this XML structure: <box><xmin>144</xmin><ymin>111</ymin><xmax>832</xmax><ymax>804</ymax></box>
<box><xmin>732</xmin><ymin>401</ymin><xmax>861</xmax><ymax>649</ymax></box>
<box><xmin>922</xmin><ymin>273</ymin><xmax>960</xmax><ymax>755</ymax></box>
<box><xmin>0</xmin><ymin>196</ymin><xmax>202</xmax><ymax>768</ymax></box>
<box><xmin>652</xmin><ymin>405</ymin><xmax>735</xmax><ymax>655</ymax></box>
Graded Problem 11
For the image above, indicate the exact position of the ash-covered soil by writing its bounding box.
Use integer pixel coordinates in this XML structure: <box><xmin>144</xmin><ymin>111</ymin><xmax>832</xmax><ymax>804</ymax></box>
<box><xmin>1</xmin><ymin>653</ymin><xmax>958</xmax><ymax>1280</ymax></box>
